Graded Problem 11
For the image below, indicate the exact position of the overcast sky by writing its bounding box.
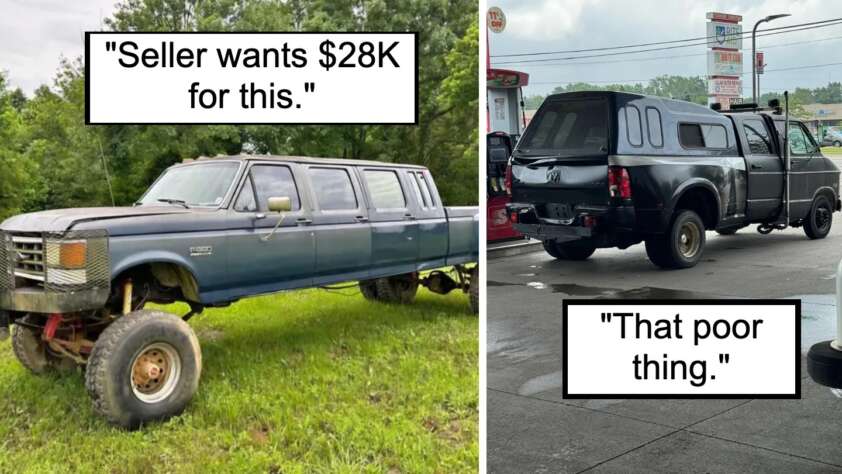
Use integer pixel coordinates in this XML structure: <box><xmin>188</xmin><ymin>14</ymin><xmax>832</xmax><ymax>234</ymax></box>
<box><xmin>1</xmin><ymin>0</ymin><xmax>117</xmax><ymax>94</ymax></box>
<box><xmin>489</xmin><ymin>0</ymin><xmax>842</xmax><ymax>97</ymax></box>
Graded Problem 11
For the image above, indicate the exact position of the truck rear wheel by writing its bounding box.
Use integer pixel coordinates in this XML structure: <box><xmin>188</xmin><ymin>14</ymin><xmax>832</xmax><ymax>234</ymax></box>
<box><xmin>469</xmin><ymin>266</ymin><xmax>479</xmax><ymax>314</ymax></box>
<box><xmin>374</xmin><ymin>274</ymin><xmax>419</xmax><ymax>304</ymax></box>
<box><xmin>359</xmin><ymin>280</ymin><xmax>379</xmax><ymax>300</ymax></box>
<box><xmin>804</xmin><ymin>195</ymin><xmax>833</xmax><ymax>240</ymax></box>
<box><xmin>85</xmin><ymin>310</ymin><xmax>202</xmax><ymax>429</ymax></box>
<box><xmin>646</xmin><ymin>209</ymin><xmax>706</xmax><ymax>269</ymax></box>
<box><xmin>11</xmin><ymin>316</ymin><xmax>77</xmax><ymax>374</ymax></box>
<box><xmin>542</xmin><ymin>239</ymin><xmax>596</xmax><ymax>260</ymax></box>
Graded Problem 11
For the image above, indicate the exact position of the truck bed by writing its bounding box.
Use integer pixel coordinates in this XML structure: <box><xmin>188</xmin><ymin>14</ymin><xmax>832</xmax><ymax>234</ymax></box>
<box><xmin>445</xmin><ymin>206</ymin><xmax>479</xmax><ymax>265</ymax></box>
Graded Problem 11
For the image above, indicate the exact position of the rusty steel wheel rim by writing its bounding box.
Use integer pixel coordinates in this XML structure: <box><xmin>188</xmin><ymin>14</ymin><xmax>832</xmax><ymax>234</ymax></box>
<box><xmin>130</xmin><ymin>343</ymin><xmax>181</xmax><ymax>404</ymax></box>
<box><xmin>678</xmin><ymin>221</ymin><xmax>701</xmax><ymax>259</ymax></box>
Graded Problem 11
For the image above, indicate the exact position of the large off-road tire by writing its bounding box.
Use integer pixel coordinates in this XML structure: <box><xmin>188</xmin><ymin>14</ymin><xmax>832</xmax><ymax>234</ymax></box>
<box><xmin>804</xmin><ymin>195</ymin><xmax>833</xmax><ymax>240</ymax></box>
<box><xmin>85</xmin><ymin>310</ymin><xmax>202</xmax><ymax>429</ymax></box>
<box><xmin>12</xmin><ymin>318</ymin><xmax>50</xmax><ymax>374</ymax></box>
<box><xmin>469</xmin><ymin>266</ymin><xmax>479</xmax><ymax>315</ymax></box>
<box><xmin>542</xmin><ymin>239</ymin><xmax>596</xmax><ymax>260</ymax></box>
<box><xmin>11</xmin><ymin>316</ymin><xmax>76</xmax><ymax>374</ymax></box>
<box><xmin>359</xmin><ymin>280</ymin><xmax>379</xmax><ymax>301</ymax></box>
<box><xmin>374</xmin><ymin>274</ymin><xmax>419</xmax><ymax>304</ymax></box>
<box><xmin>645</xmin><ymin>209</ymin><xmax>706</xmax><ymax>269</ymax></box>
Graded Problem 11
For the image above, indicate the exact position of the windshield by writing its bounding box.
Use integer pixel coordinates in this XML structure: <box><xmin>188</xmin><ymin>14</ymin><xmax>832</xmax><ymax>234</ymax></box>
<box><xmin>517</xmin><ymin>98</ymin><xmax>609</xmax><ymax>157</ymax></box>
<box><xmin>138</xmin><ymin>162</ymin><xmax>240</xmax><ymax>207</ymax></box>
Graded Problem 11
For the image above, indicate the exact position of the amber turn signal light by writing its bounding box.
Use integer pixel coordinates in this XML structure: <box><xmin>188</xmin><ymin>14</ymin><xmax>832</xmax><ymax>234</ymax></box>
<box><xmin>59</xmin><ymin>241</ymin><xmax>87</xmax><ymax>269</ymax></box>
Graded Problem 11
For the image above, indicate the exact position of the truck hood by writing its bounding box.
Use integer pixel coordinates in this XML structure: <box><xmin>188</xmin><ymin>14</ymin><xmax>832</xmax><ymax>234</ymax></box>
<box><xmin>0</xmin><ymin>206</ymin><xmax>191</xmax><ymax>233</ymax></box>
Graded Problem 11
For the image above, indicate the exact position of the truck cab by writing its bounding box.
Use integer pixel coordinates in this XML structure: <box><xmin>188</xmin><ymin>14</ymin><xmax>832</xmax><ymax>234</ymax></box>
<box><xmin>507</xmin><ymin>91</ymin><xmax>841</xmax><ymax>268</ymax></box>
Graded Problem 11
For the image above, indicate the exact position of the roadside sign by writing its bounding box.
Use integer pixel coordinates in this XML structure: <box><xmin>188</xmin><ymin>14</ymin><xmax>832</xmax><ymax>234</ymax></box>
<box><xmin>487</xmin><ymin>7</ymin><xmax>506</xmax><ymax>33</ymax></box>
<box><xmin>709</xmin><ymin>78</ymin><xmax>742</xmax><ymax>96</ymax></box>
<box><xmin>708</xmin><ymin>50</ymin><xmax>742</xmax><ymax>76</ymax></box>
<box><xmin>706</xmin><ymin>21</ymin><xmax>743</xmax><ymax>50</ymax></box>
<box><xmin>756</xmin><ymin>51</ymin><xmax>765</xmax><ymax>74</ymax></box>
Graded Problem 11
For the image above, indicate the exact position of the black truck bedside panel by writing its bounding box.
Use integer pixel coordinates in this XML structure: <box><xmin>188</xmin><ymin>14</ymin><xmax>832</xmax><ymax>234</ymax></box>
<box><xmin>508</xmin><ymin>91</ymin><xmax>840</xmax><ymax>269</ymax></box>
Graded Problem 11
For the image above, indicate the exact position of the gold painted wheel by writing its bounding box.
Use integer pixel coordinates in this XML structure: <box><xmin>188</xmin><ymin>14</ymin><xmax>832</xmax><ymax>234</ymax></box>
<box><xmin>130</xmin><ymin>343</ymin><xmax>181</xmax><ymax>404</ymax></box>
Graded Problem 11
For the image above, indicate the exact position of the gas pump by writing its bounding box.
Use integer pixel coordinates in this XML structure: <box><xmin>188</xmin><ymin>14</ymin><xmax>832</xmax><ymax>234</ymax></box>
<box><xmin>487</xmin><ymin>67</ymin><xmax>529</xmax><ymax>242</ymax></box>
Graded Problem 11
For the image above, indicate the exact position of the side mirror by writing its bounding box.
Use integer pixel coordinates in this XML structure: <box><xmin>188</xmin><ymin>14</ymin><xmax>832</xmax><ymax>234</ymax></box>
<box><xmin>267</xmin><ymin>196</ymin><xmax>292</xmax><ymax>213</ymax></box>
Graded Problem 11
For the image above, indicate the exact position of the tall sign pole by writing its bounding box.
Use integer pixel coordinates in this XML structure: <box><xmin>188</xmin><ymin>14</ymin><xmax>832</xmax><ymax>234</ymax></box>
<box><xmin>706</xmin><ymin>12</ymin><xmax>743</xmax><ymax>110</ymax></box>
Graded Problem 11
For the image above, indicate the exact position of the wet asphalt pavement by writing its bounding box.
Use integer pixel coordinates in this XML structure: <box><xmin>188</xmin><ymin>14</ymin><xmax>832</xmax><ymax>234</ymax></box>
<box><xmin>487</xmin><ymin>220</ymin><xmax>842</xmax><ymax>473</ymax></box>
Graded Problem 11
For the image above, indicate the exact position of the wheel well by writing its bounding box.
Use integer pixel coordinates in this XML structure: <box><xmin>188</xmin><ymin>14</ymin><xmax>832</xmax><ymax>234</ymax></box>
<box><xmin>675</xmin><ymin>187</ymin><xmax>719</xmax><ymax>230</ymax></box>
<box><xmin>815</xmin><ymin>187</ymin><xmax>836</xmax><ymax>204</ymax></box>
<box><xmin>110</xmin><ymin>262</ymin><xmax>201</xmax><ymax>312</ymax></box>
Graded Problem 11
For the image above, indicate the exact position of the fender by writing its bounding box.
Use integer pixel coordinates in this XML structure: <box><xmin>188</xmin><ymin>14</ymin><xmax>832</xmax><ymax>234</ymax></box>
<box><xmin>661</xmin><ymin>178</ymin><xmax>722</xmax><ymax>231</ymax></box>
<box><xmin>811</xmin><ymin>185</ymin><xmax>838</xmax><ymax>206</ymax></box>
<box><xmin>110</xmin><ymin>250</ymin><xmax>203</xmax><ymax>301</ymax></box>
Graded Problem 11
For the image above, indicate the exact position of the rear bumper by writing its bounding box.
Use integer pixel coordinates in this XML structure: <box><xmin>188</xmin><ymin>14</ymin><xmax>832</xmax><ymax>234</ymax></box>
<box><xmin>0</xmin><ymin>287</ymin><xmax>109</xmax><ymax>314</ymax></box>
<box><xmin>507</xmin><ymin>202</ymin><xmax>637</xmax><ymax>243</ymax></box>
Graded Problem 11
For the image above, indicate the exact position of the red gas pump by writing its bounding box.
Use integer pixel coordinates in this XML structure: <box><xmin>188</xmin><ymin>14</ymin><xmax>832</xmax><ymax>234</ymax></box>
<box><xmin>487</xmin><ymin>68</ymin><xmax>529</xmax><ymax>242</ymax></box>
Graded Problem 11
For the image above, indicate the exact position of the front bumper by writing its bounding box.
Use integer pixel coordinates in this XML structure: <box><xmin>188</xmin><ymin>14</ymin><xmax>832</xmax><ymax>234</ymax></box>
<box><xmin>0</xmin><ymin>287</ymin><xmax>110</xmax><ymax>314</ymax></box>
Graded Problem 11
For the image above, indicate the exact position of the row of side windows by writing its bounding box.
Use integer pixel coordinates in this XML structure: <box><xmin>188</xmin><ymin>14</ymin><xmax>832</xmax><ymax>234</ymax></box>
<box><xmin>234</xmin><ymin>165</ymin><xmax>435</xmax><ymax>213</ymax></box>
<box><xmin>624</xmin><ymin>104</ymin><xmax>730</xmax><ymax>150</ymax></box>
<box><xmin>624</xmin><ymin>105</ymin><xmax>664</xmax><ymax>148</ymax></box>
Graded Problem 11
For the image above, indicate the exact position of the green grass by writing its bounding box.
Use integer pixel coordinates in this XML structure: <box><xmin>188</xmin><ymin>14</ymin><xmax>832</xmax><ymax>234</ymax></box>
<box><xmin>0</xmin><ymin>287</ymin><xmax>478</xmax><ymax>473</ymax></box>
<box><xmin>821</xmin><ymin>146</ymin><xmax>842</xmax><ymax>155</ymax></box>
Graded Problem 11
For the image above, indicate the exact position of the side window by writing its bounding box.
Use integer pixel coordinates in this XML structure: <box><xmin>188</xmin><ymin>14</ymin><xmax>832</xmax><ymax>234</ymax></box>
<box><xmin>364</xmin><ymin>170</ymin><xmax>406</xmax><ymax>209</ymax></box>
<box><xmin>409</xmin><ymin>172</ymin><xmax>427</xmax><ymax>208</ymax></box>
<box><xmin>625</xmin><ymin>105</ymin><xmax>643</xmax><ymax>147</ymax></box>
<box><xmin>679</xmin><ymin>123</ymin><xmax>705</xmax><ymax>148</ymax></box>
<box><xmin>309</xmin><ymin>167</ymin><xmax>358</xmax><ymax>210</ymax></box>
<box><xmin>701</xmin><ymin>124</ymin><xmax>728</xmax><ymax>148</ymax></box>
<box><xmin>679</xmin><ymin>123</ymin><xmax>728</xmax><ymax>149</ymax></box>
<box><xmin>743</xmin><ymin>119</ymin><xmax>772</xmax><ymax>154</ymax></box>
<box><xmin>418</xmin><ymin>173</ymin><xmax>436</xmax><ymax>208</ymax></box>
<box><xmin>788</xmin><ymin>126</ymin><xmax>809</xmax><ymax>155</ymax></box>
<box><xmin>235</xmin><ymin>165</ymin><xmax>300</xmax><ymax>212</ymax></box>
<box><xmin>234</xmin><ymin>175</ymin><xmax>257</xmax><ymax>212</ymax></box>
<box><xmin>646</xmin><ymin>107</ymin><xmax>663</xmax><ymax>147</ymax></box>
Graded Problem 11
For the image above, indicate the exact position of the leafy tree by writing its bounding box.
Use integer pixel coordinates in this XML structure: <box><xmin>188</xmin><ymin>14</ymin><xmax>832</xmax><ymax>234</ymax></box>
<box><xmin>0</xmin><ymin>73</ymin><xmax>29</xmax><ymax>218</ymax></box>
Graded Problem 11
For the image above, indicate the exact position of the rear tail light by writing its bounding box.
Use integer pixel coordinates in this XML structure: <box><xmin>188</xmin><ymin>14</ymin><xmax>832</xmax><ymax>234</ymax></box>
<box><xmin>608</xmin><ymin>166</ymin><xmax>632</xmax><ymax>199</ymax></box>
<box><xmin>504</xmin><ymin>163</ymin><xmax>513</xmax><ymax>196</ymax></box>
<box><xmin>509</xmin><ymin>210</ymin><xmax>518</xmax><ymax>224</ymax></box>
<box><xmin>583</xmin><ymin>215</ymin><xmax>597</xmax><ymax>228</ymax></box>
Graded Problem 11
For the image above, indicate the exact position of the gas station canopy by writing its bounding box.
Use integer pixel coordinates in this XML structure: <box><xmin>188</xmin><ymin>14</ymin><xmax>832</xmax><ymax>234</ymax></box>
<box><xmin>487</xmin><ymin>68</ymin><xmax>529</xmax><ymax>89</ymax></box>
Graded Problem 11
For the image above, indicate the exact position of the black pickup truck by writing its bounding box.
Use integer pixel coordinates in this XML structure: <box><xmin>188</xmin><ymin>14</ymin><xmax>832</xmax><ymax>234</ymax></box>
<box><xmin>507</xmin><ymin>91</ymin><xmax>841</xmax><ymax>268</ymax></box>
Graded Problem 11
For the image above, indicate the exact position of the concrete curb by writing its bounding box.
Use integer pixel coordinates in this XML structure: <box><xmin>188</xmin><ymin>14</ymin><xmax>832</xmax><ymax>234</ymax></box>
<box><xmin>488</xmin><ymin>239</ymin><xmax>543</xmax><ymax>260</ymax></box>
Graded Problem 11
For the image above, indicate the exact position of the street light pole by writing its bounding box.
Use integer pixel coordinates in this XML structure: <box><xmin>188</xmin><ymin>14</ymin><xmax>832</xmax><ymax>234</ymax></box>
<box><xmin>752</xmin><ymin>13</ymin><xmax>790</xmax><ymax>104</ymax></box>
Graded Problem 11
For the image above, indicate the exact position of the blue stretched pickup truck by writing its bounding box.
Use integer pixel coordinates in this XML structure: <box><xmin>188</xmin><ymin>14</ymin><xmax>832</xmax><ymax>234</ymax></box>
<box><xmin>0</xmin><ymin>155</ymin><xmax>478</xmax><ymax>428</ymax></box>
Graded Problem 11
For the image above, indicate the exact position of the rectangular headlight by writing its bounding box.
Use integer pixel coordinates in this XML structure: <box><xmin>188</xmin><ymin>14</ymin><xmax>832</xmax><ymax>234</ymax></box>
<box><xmin>46</xmin><ymin>240</ymin><xmax>87</xmax><ymax>269</ymax></box>
<box><xmin>46</xmin><ymin>268</ymin><xmax>88</xmax><ymax>285</ymax></box>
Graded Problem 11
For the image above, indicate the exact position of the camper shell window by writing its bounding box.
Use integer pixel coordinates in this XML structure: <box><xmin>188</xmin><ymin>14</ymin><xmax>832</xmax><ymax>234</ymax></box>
<box><xmin>517</xmin><ymin>98</ymin><xmax>609</xmax><ymax>156</ymax></box>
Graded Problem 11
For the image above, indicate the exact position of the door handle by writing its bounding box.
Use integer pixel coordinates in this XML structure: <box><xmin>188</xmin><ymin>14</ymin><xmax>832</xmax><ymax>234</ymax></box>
<box><xmin>296</xmin><ymin>217</ymin><xmax>313</xmax><ymax>225</ymax></box>
<box><xmin>355</xmin><ymin>215</ymin><xmax>369</xmax><ymax>222</ymax></box>
<box><xmin>404</xmin><ymin>213</ymin><xmax>416</xmax><ymax>220</ymax></box>
<box><xmin>751</xmin><ymin>163</ymin><xmax>763</xmax><ymax>170</ymax></box>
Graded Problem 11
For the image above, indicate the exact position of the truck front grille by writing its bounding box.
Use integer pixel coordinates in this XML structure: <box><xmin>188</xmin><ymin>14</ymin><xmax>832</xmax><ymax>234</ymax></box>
<box><xmin>10</xmin><ymin>233</ymin><xmax>45</xmax><ymax>284</ymax></box>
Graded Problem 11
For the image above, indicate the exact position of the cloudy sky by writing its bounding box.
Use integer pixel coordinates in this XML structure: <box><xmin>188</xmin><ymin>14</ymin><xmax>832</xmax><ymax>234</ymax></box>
<box><xmin>489</xmin><ymin>0</ymin><xmax>842</xmax><ymax>97</ymax></box>
<box><xmin>1</xmin><ymin>0</ymin><xmax>117</xmax><ymax>94</ymax></box>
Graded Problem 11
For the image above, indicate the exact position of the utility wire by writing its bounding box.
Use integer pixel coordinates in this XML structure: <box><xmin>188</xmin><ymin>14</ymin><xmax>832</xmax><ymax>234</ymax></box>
<box><xmin>491</xmin><ymin>19</ymin><xmax>842</xmax><ymax>65</ymax></box>
<box><xmin>526</xmin><ymin>60</ymin><xmax>842</xmax><ymax>86</ymax></box>
<box><xmin>509</xmin><ymin>34</ymin><xmax>842</xmax><ymax>69</ymax></box>
<box><xmin>491</xmin><ymin>17</ymin><xmax>842</xmax><ymax>58</ymax></box>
